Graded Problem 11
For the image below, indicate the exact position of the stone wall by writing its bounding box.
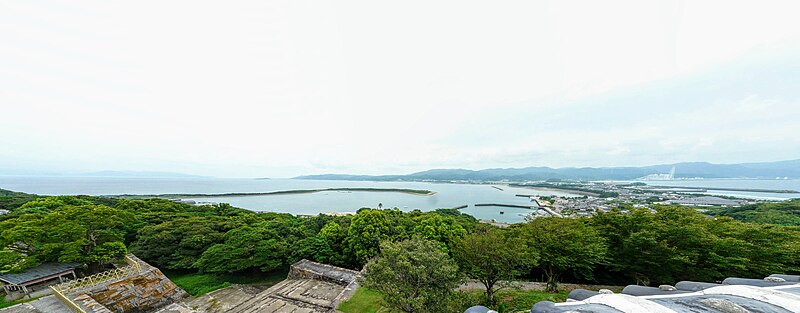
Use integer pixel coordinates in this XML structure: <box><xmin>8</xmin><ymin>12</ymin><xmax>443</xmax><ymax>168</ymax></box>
<box><xmin>66</xmin><ymin>256</ymin><xmax>187</xmax><ymax>313</ymax></box>
<box><xmin>287</xmin><ymin>259</ymin><xmax>361</xmax><ymax>287</ymax></box>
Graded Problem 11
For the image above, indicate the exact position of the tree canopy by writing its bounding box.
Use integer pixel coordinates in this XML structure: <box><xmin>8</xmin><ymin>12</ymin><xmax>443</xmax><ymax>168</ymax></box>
<box><xmin>0</xmin><ymin>192</ymin><xmax>797</xmax><ymax>297</ymax></box>
<box><xmin>362</xmin><ymin>237</ymin><xmax>464</xmax><ymax>313</ymax></box>
<box><xmin>454</xmin><ymin>226</ymin><xmax>535</xmax><ymax>304</ymax></box>
<box><xmin>0</xmin><ymin>204</ymin><xmax>134</xmax><ymax>270</ymax></box>
<box><xmin>516</xmin><ymin>217</ymin><xmax>607</xmax><ymax>291</ymax></box>
<box><xmin>708</xmin><ymin>199</ymin><xmax>800</xmax><ymax>226</ymax></box>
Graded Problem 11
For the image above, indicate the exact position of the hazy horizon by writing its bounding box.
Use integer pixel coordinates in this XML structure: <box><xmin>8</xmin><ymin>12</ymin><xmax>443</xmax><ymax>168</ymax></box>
<box><xmin>2</xmin><ymin>158</ymin><xmax>798</xmax><ymax>179</ymax></box>
<box><xmin>2</xmin><ymin>1</ymin><xmax>799</xmax><ymax>178</ymax></box>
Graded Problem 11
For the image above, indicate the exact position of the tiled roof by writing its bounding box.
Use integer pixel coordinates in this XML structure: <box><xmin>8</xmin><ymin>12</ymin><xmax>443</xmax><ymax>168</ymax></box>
<box><xmin>463</xmin><ymin>274</ymin><xmax>800</xmax><ymax>313</ymax></box>
<box><xmin>531</xmin><ymin>274</ymin><xmax>800</xmax><ymax>313</ymax></box>
<box><xmin>0</xmin><ymin>263</ymin><xmax>81</xmax><ymax>286</ymax></box>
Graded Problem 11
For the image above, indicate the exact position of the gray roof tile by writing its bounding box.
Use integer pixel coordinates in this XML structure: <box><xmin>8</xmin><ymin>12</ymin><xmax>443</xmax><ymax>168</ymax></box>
<box><xmin>522</xmin><ymin>275</ymin><xmax>800</xmax><ymax>313</ymax></box>
<box><xmin>0</xmin><ymin>263</ymin><xmax>81</xmax><ymax>285</ymax></box>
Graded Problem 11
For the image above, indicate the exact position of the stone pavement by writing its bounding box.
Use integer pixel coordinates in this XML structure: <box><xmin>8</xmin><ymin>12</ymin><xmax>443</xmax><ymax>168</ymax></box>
<box><xmin>3</xmin><ymin>259</ymin><xmax>361</xmax><ymax>313</ymax></box>
<box><xmin>225</xmin><ymin>278</ymin><xmax>346</xmax><ymax>313</ymax></box>
<box><xmin>0</xmin><ymin>295</ymin><xmax>71</xmax><ymax>313</ymax></box>
<box><xmin>183</xmin><ymin>284</ymin><xmax>264</xmax><ymax>313</ymax></box>
<box><xmin>185</xmin><ymin>259</ymin><xmax>362</xmax><ymax>313</ymax></box>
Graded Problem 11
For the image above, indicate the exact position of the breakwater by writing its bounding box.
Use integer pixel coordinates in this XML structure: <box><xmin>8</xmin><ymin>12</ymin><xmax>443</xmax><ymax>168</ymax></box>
<box><xmin>474</xmin><ymin>203</ymin><xmax>538</xmax><ymax>209</ymax></box>
<box><xmin>508</xmin><ymin>183</ymin><xmax>602</xmax><ymax>196</ymax></box>
<box><xmin>651</xmin><ymin>185</ymin><xmax>799</xmax><ymax>194</ymax></box>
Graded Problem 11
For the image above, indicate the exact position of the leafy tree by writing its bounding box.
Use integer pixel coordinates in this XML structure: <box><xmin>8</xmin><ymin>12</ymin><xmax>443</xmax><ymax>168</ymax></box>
<box><xmin>590</xmin><ymin>208</ymin><xmax>687</xmax><ymax>285</ymax></box>
<box><xmin>412</xmin><ymin>213</ymin><xmax>466</xmax><ymax>252</ymax></box>
<box><xmin>384</xmin><ymin>208</ymin><xmax>415</xmax><ymax>241</ymax></box>
<box><xmin>713</xmin><ymin>219</ymin><xmax>800</xmax><ymax>277</ymax></box>
<box><xmin>0</xmin><ymin>188</ymin><xmax>38</xmax><ymax>213</ymax></box>
<box><xmin>311</xmin><ymin>221</ymin><xmax>349</xmax><ymax>266</ymax></box>
<box><xmin>346</xmin><ymin>209</ymin><xmax>393</xmax><ymax>264</ymax></box>
<box><xmin>520</xmin><ymin>217</ymin><xmax>607</xmax><ymax>291</ymax></box>
<box><xmin>0</xmin><ymin>204</ymin><xmax>134</xmax><ymax>271</ymax></box>
<box><xmin>709</xmin><ymin>199</ymin><xmax>800</xmax><ymax>226</ymax></box>
<box><xmin>432</xmin><ymin>208</ymin><xmax>479</xmax><ymax>226</ymax></box>
<box><xmin>363</xmin><ymin>237</ymin><xmax>464</xmax><ymax>313</ymax></box>
<box><xmin>192</xmin><ymin>225</ymin><xmax>288</xmax><ymax>273</ymax></box>
<box><xmin>453</xmin><ymin>226</ymin><xmax>536</xmax><ymax>304</ymax></box>
<box><xmin>590</xmin><ymin>206</ymin><xmax>800</xmax><ymax>285</ymax></box>
<box><xmin>130</xmin><ymin>216</ymin><xmax>231</xmax><ymax>270</ymax></box>
<box><xmin>17</xmin><ymin>196</ymin><xmax>94</xmax><ymax>211</ymax></box>
<box><xmin>0</xmin><ymin>249</ymin><xmax>37</xmax><ymax>273</ymax></box>
<box><xmin>655</xmin><ymin>206</ymin><xmax>800</xmax><ymax>282</ymax></box>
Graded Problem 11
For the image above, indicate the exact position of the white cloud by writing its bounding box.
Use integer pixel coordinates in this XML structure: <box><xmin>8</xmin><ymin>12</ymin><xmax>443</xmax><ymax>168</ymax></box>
<box><xmin>1</xmin><ymin>0</ymin><xmax>799</xmax><ymax>177</ymax></box>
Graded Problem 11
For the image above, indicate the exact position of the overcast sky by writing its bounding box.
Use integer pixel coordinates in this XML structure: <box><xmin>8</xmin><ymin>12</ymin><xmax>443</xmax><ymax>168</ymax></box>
<box><xmin>1</xmin><ymin>0</ymin><xmax>799</xmax><ymax>178</ymax></box>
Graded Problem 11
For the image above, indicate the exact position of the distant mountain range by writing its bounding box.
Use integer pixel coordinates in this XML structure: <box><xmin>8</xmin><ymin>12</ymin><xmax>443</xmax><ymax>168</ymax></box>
<box><xmin>295</xmin><ymin>159</ymin><xmax>800</xmax><ymax>182</ymax></box>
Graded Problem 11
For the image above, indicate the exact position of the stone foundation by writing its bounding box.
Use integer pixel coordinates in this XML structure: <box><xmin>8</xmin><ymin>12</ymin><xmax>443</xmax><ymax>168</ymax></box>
<box><xmin>287</xmin><ymin>259</ymin><xmax>361</xmax><ymax>287</ymax></box>
<box><xmin>65</xmin><ymin>256</ymin><xmax>187</xmax><ymax>313</ymax></box>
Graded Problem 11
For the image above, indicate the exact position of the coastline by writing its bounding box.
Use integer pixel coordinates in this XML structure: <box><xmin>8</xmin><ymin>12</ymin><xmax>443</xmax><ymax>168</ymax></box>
<box><xmin>107</xmin><ymin>187</ymin><xmax>436</xmax><ymax>199</ymax></box>
<box><xmin>514</xmin><ymin>186</ymin><xmax>598</xmax><ymax>197</ymax></box>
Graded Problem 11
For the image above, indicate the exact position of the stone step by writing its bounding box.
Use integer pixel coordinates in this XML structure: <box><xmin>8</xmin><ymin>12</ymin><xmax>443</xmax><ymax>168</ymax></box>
<box><xmin>272</xmin><ymin>279</ymin><xmax>308</xmax><ymax>295</ymax></box>
<box><xmin>252</xmin><ymin>298</ymin><xmax>288</xmax><ymax>312</ymax></box>
<box><xmin>281</xmin><ymin>281</ymin><xmax>338</xmax><ymax>308</ymax></box>
<box><xmin>227</xmin><ymin>279</ymin><xmax>342</xmax><ymax>313</ymax></box>
<box><xmin>227</xmin><ymin>287</ymin><xmax>282</xmax><ymax>313</ymax></box>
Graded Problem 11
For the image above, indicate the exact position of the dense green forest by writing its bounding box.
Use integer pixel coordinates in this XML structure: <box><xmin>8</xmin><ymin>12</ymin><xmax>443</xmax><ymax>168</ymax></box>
<box><xmin>708</xmin><ymin>199</ymin><xmax>800</xmax><ymax>226</ymax></box>
<box><xmin>0</xmin><ymin>188</ymin><xmax>38</xmax><ymax>211</ymax></box>
<box><xmin>0</xmin><ymin>188</ymin><xmax>798</xmax><ymax>292</ymax></box>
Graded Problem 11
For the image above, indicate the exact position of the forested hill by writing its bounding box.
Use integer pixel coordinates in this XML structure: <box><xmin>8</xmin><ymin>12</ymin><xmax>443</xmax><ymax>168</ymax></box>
<box><xmin>0</xmin><ymin>191</ymin><xmax>798</xmax><ymax>291</ymax></box>
<box><xmin>709</xmin><ymin>199</ymin><xmax>800</xmax><ymax>226</ymax></box>
<box><xmin>0</xmin><ymin>188</ymin><xmax>38</xmax><ymax>211</ymax></box>
<box><xmin>295</xmin><ymin>159</ymin><xmax>800</xmax><ymax>181</ymax></box>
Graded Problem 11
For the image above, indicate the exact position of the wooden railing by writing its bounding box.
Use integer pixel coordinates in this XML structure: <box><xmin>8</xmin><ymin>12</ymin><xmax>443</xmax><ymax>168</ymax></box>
<box><xmin>52</xmin><ymin>265</ymin><xmax>138</xmax><ymax>294</ymax></box>
<box><xmin>49</xmin><ymin>255</ymin><xmax>143</xmax><ymax>313</ymax></box>
<box><xmin>50</xmin><ymin>286</ymin><xmax>86</xmax><ymax>313</ymax></box>
<box><xmin>125</xmin><ymin>254</ymin><xmax>142</xmax><ymax>272</ymax></box>
<box><xmin>51</xmin><ymin>255</ymin><xmax>143</xmax><ymax>294</ymax></box>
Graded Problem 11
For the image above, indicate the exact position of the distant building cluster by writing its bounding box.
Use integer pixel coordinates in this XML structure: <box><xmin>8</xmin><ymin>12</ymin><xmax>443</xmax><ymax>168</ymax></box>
<box><xmin>638</xmin><ymin>166</ymin><xmax>677</xmax><ymax>181</ymax></box>
<box><xmin>511</xmin><ymin>181</ymin><xmax>755</xmax><ymax>220</ymax></box>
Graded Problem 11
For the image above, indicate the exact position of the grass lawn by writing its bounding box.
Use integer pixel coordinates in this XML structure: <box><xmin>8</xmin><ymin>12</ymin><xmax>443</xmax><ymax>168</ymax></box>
<box><xmin>163</xmin><ymin>269</ymin><xmax>288</xmax><ymax>296</ymax></box>
<box><xmin>337</xmin><ymin>288</ymin><xmax>397</xmax><ymax>313</ymax></box>
<box><xmin>483</xmin><ymin>289</ymin><xmax>569</xmax><ymax>312</ymax></box>
<box><xmin>338</xmin><ymin>287</ymin><xmax>568</xmax><ymax>313</ymax></box>
<box><xmin>0</xmin><ymin>297</ymin><xmax>35</xmax><ymax>309</ymax></box>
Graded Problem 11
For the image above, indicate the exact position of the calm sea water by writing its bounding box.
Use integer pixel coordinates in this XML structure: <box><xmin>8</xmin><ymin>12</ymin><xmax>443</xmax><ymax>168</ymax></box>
<box><xmin>1</xmin><ymin>176</ymin><xmax>797</xmax><ymax>223</ymax></box>
<box><xmin>0</xmin><ymin>177</ymin><xmax>579</xmax><ymax>223</ymax></box>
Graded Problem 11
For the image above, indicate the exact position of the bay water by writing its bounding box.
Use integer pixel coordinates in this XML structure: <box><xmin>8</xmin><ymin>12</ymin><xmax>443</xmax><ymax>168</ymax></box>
<box><xmin>1</xmin><ymin>176</ymin><xmax>797</xmax><ymax>223</ymax></box>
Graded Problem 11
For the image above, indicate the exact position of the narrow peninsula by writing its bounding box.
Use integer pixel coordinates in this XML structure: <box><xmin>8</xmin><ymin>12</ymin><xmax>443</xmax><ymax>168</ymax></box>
<box><xmin>108</xmin><ymin>187</ymin><xmax>436</xmax><ymax>199</ymax></box>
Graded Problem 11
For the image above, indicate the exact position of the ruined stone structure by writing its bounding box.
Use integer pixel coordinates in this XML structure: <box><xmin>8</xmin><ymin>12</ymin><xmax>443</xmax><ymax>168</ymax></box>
<box><xmin>287</xmin><ymin>260</ymin><xmax>360</xmax><ymax>286</ymax></box>
<box><xmin>2</xmin><ymin>255</ymin><xmax>188</xmax><ymax>313</ymax></box>
<box><xmin>186</xmin><ymin>259</ymin><xmax>362</xmax><ymax>313</ymax></box>
<box><xmin>3</xmin><ymin>258</ymin><xmax>360</xmax><ymax>313</ymax></box>
<box><xmin>66</xmin><ymin>256</ymin><xmax>187</xmax><ymax>313</ymax></box>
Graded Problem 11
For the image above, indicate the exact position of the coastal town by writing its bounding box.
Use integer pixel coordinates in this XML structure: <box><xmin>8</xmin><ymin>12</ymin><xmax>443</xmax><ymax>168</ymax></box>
<box><xmin>478</xmin><ymin>181</ymin><xmax>766</xmax><ymax>222</ymax></box>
